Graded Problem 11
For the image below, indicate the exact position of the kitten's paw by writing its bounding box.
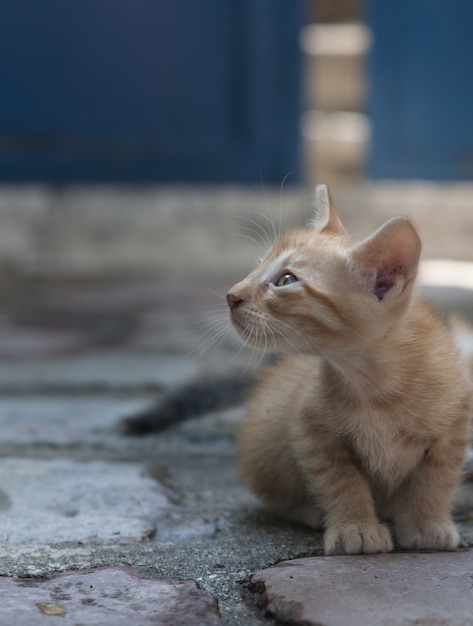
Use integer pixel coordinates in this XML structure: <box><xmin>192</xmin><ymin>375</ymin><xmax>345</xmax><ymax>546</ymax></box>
<box><xmin>324</xmin><ymin>522</ymin><xmax>394</xmax><ymax>555</ymax></box>
<box><xmin>396</xmin><ymin>520</ymin><xmax>460</xmax><ymax>551</ymax></box>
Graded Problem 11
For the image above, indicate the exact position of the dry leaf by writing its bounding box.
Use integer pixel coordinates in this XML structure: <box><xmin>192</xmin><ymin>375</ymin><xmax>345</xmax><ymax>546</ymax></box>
<box><xmin>36</xmin><ymin>602</ymin><xmax>66</xmax><ymax>616</ymax></box>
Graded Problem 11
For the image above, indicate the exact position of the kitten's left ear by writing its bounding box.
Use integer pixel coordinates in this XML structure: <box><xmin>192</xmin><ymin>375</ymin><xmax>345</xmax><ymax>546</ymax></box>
<box><xmin>351</xmin><ymin>217</ymin><xmax>421</xmax><ymax>301</ymax></box>
<box><xmin>310</xmin><ymin>184</ymin><xmax>347</xmax><ymax>235</ymax></box>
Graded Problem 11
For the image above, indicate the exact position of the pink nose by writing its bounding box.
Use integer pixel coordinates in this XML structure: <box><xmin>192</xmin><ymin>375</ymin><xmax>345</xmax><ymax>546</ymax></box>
<box><xmin>226</xmin><ymin>292</ymin><xmax>244</xmax><ymax>311</ymax></box>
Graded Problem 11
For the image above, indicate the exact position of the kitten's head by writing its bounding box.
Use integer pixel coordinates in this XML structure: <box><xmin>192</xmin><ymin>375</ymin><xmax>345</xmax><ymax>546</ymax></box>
<box><xmin>226</xmin><ymin>185</ymin><xmax>421</xmax><ymax>357</ymax></box>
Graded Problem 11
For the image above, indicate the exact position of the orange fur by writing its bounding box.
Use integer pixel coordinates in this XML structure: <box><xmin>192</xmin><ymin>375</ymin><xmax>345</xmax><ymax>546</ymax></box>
<box><xmin>227</xmin><ymin>185</ymin><xmax>472</xmax><ymax>555</ymax></box>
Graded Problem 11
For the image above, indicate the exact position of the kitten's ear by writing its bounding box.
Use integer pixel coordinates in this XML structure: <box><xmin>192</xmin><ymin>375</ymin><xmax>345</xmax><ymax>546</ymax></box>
<box><xmin>351</xmin><ymin>217</ymin><xmax>421</xmax><ymax>301</ymax></box>
<box><xmin>310</xmin><ymin>184</ymin><xmax>347</xmax><ymax>234</ymax></box>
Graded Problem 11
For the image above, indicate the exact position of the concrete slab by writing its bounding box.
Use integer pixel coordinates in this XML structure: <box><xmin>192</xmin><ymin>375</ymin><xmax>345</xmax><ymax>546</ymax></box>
<box><xmin>249</xmin><ymin>551</ymin><xmax>473</xmax><ymax>626</ymax></box>
<box><xmin>0</xmin><ymin>458</ymin><xmax>168</xmax><ymax>545</ymax></box>
<box><xmin>0</xmin><ymin>566</ymin><xmax>222</xmax><ymax>626</ymax></box>
<box><xmin>0</xmin><ymin>186</ymin><xmax>306</xmax><ymax>277</ymax></box>
<box><xmin>1</xmin><ymin>184</ymin><xmax>473</xmax><ymax>278</ymax></box>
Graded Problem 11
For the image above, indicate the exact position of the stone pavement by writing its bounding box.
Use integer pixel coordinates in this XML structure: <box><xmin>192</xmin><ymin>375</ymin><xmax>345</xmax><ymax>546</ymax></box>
<box><xmin>0</xmin><ymin>185</ymin><xmax>473</xmax><ymax>625</ymax></box>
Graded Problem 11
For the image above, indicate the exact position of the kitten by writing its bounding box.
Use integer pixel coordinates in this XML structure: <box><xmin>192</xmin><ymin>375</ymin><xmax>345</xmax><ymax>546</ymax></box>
<box><xmin>227</xmin><ymin>185</ymin><xmax>472</xmax><ymax>555</ymax></box>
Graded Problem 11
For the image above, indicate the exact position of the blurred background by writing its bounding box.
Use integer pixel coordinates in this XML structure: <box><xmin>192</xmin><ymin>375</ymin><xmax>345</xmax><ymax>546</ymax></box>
<box><xmin>4</xmin><ymin>0</ymin><xmax>473</xmax><ymax>184</ymax></box>
<box><xmin>0</xmin><ymin>0</ymin><xmax>472</xmax><ymax>359</ymax></box>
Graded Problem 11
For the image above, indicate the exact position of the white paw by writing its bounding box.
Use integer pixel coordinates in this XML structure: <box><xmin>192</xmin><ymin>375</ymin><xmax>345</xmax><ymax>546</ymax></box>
<box><xmin>396</xmin><ymin>520</ymin><xmax>460</xmax><ymax>551</ymax></box>
<box><xmin>324</xmin><ymin>522</ymin><xmax>394</xmax><ymax>555</ymax></box>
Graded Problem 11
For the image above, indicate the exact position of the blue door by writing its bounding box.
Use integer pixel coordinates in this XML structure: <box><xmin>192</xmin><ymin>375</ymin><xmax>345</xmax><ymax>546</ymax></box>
<box><xmin>0</xmin><ymin>1</ymin><xmax>302</xmax><ymax>183</ymax></box>
<box><xmin>369</xmin><ymin>1</ymin><xmax>473</xmax><ymax>180</ymax></box>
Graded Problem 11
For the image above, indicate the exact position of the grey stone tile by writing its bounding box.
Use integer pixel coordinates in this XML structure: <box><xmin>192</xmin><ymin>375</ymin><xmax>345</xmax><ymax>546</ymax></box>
<box><xmin>0</xmin><ymin>566</ymin><xmax>222</xmax><ymax>626</ymax></box>
<box><xmin>249</xmin><ymin>551</ymin><xmax>473</xmax><ymax>626</ymax></box>
<box><xmin>0</xmin><ymin>458</ymin><xmax>169</xmax><ymax>545</ymax></box>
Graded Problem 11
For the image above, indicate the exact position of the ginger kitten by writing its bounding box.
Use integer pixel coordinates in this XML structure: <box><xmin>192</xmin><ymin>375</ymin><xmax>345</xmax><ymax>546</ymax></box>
<box><xmin>227</xmin><ymin>185</ymin><xmax>472</xmax><ymax>555</ymax></box>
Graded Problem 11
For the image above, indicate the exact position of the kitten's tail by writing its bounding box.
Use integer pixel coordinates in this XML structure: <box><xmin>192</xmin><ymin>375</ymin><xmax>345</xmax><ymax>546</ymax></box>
<box><xmin>117</xmin><ymin>372</ymin><xmax>255</xmax><ymax>435</ymax></box>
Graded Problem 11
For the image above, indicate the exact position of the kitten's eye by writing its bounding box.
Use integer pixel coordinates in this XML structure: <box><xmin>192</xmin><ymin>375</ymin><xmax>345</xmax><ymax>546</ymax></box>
<box><xmin>275</xmin><ymin>272</ymin><xmax>299</xmax><ymax>287</ymax></box>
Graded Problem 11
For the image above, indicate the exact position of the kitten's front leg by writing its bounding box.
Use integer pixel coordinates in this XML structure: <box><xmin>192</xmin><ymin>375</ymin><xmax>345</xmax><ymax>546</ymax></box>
<box><xmin>393</xmin><ymin>435</ymin><xmax>467</xmax><ymax>551</ymax></box>
<box><xmin>300</xmin><ymin>435</ymin><xmax>393</xmax><ymax>555</ymax></box>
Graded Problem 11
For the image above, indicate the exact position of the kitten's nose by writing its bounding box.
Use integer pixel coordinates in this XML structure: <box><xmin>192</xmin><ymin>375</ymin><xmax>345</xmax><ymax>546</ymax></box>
<box><xmin>226</xmin><ymin>292</ymin><xmax>244</xmax><ymax>311</ymax></box>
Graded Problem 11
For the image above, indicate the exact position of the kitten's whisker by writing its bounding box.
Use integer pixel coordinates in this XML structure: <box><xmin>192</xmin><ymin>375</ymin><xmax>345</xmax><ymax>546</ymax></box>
<box><xmin>248</xmin><ymin>327</ymin><xmax>266</xmax><ymax>370</ymax></box>
<box><xmin>237</xmin><ymin>209</ymin><xmax>279</xmax><ymax>244</ymax></box>
<box><xmin>234</xmin><ymin>215</ymin><xmax>274</xmax><ymax>251</ymax></box>
<box><xmin>234</xmin><ymin>330</ymin><xmax>252</xmax><ymax>359</ymax></box>
<box><xmin>252</xmin><ymin>210</ymin><xmax>278</xmax><ymax>246</ymax></box>
<box><xmin>259</xmin><ymin>166</ymin><xmax>271</xmax><ymax>232</ymax></box>
<box><xmin>194</xmin><ymin>329</ymin><xmax>231</xmax><ymax>361</ymax></box>
<box><xmin>188</xmin><ymin>313</ymin><xmax>233</xmax><ymax>360</ymax></box>
<box><xmin>193</xmin><ymin>303</ymin><xmax>229</xmax><ymax>314</ymax></box>
<box><xmin>255</xmin><ymin>331</ymin><xmax>269</xmax><ymax>368</ymax></box>
<box><xmin>232</xmin><ymin>230</ymin><xmax>269</xmax><ymax>254</ymax></box>
<box><xmin>189</xmin><ymin>311</ymin><xmax>229</xmax><ymax>334</ymax></box>
<box><xmin>203</xmin><ymin>285</ymin><xmax>227</xmax><ymax>301</ymax></box>
<box><xmin>193</xmin><ymin>306</ymin><xmax>230</xmax><ymax>319</ymax></box>
<box><xmin>278</xmin><ymin>171</ymin><xmax>294</xmax><ymax>238</ymax></box>
<box><xmin>245</xmin><ymin>209</ymin><xmax>279</xmax><ymax>246</ymax></box>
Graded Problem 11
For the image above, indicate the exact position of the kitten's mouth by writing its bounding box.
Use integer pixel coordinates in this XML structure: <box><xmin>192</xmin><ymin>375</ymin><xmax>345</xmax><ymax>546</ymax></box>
<box><xmin>230</xmin><ymin>314</ymin><xmax>247</xmax><ymax>335</ymax></box>
<box><xmin>230</xmin><ymin>313</ymin><xmax>286</xmax><ymax>351</ymax></box>
<box><xmin>229</xmin><ymin>310</ymin><xmax>251</xmax><ymax>335</ymax></box>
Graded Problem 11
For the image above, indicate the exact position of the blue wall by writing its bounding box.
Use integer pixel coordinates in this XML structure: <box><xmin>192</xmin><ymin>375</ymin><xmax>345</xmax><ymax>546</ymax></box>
<box><xmin>369</xmin><ymin>1</ymin><xmax>473</xmax><ymax>180</ymax></box>
<box><xmin>0</xmin><ymin>1</ymin><xmax>303</xmax><ymax>183</ymax></box>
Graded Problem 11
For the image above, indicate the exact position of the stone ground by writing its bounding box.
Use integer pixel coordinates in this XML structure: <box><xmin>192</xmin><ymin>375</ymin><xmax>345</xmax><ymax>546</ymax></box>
<box><xmin>1</xmin><ymin>185</ymin><xmax>473</xmax><ymax>625</ymax></box>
